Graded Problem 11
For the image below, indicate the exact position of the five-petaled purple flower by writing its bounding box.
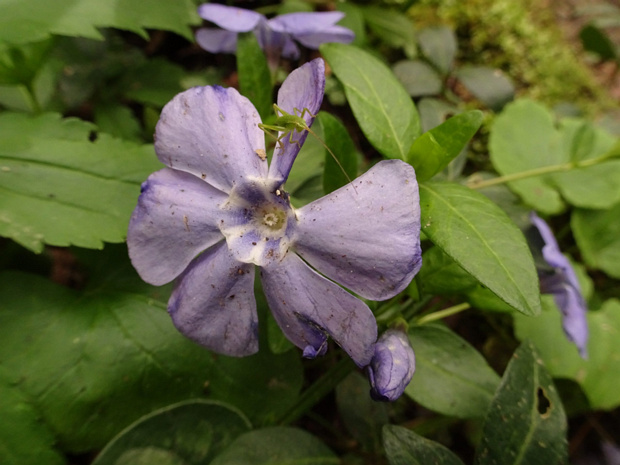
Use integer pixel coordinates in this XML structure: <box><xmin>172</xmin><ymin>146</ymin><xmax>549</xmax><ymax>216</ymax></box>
<box><xmin>529</xmin><ymin>212</ymin><xmax>588</xmax><ymax>358</ymax></box>
<box><xmin>196</xmin><ymin>4</ymin><xmax>354</xmax><ymax>69</ymax></box>
<box><xmin>368</xmin><ymin>329</ymin><xmax>416</xmax><ymax>401</ymax></box>
<box><xmin>127</xmin><ymin>58</ymin><xmax>422</xmax><ymax>368</ymax></box>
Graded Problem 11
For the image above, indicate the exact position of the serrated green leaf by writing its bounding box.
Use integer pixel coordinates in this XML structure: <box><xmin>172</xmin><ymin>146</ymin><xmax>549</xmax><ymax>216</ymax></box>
<box><xmin>572</xmin><ymin>204</ymin><xmax>620</xmax><ymax>278</ymax></box>
<box><xmin>0</xmin><ymin>0</ymin><xmax>199</xmax><ymax>44</ymax></box>
<box><xmin>406</xmin><ymin>325</ymin><xmax>500</xmax><ymax>418</ymax></box>
<box><xmin>316</xmin><ymin>112</ymin><xmax>359</xmax><ymax>194</ymax></box>
<box><xmin>514</xmin><ymin>298</ymin><xmax>620</xmax><ymax>410</ymax></box>
<box><xmin>0</xmin><ymin>370</ymin><xmax>66</xmax><ymax>465</ymax></box>
<box><xmin>0</xmin><ymin>271</ymin><xmax>213</xmax><ymax>452</ymax></box>
<box><xmin>420</xmin><ymin>181</ymin><xmax>541</xmax><ymax>316</ymax></box>
<box><xmin>418</xmin><ymin>26</ymin><xmax>457</xmax><ymax>75</ymax></box>
<box><xmin>393</xmin><ymin>60</ymin><xmax>443</xmax><ymax>98</ymax></box>
<box><xmin>383</xmin><ymin>425</ymin><xmax>465</xmax><ymax>465</ymax></box>
<box><xmin>408</xmin><ymin>110</ymin><xmax>483</xmax><ymax>182</ymax></box>
<box><xmin>0</xmin><ymin>112</ymin><xmax>162</xmax><ymax>252</ymax></box>
<box><xmin>237</xmin><ymin>32</ymin><xmax>272</xmax><ymax>121</ymax></box>
<box><xmin>456</xmin><ymin>66</ymin><xmax>514</xmax><ymax>111</ymax></box>
<box><xmin>474</xmin><ymin>341</ymin><xmax>568</xmax><ymax>465</ymax></box>
<box><xmin>210</xmin><ymin>427</ymin><xmax>338</xmax><ymax>465</ymax></box>
<box><xmin>320</xmin><ymin>43</ymin><xmax>420</xmax><ymax>160</ymax></box>
<box><xmin>92</xmin><ymin>400</ymin><xmax>251</xmax><ymax>465</ymax></box>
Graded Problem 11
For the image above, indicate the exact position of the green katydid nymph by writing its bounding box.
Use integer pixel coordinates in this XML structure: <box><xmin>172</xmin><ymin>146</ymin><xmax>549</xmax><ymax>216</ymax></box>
<box><xmin>258</xmin><ymin>104</ymin><xmax>356</xmax><ymax>192</ymax></box>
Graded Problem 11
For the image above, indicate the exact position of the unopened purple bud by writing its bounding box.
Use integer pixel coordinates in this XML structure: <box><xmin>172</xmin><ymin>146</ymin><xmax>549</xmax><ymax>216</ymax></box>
<box><xmin>368</xmin><ymin>329</ymin><xmax>415</xmax><ymax>402</ymax></box>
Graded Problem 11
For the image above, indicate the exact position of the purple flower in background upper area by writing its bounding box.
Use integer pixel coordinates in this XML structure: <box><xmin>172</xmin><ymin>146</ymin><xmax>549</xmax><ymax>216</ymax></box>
<box><xmin>127</xmin><ymin>58</ymin><xmax>422</xmax><ymax>367</ymax></box>
<box><xmin>368</xmin><ymin>329</ymin><xmax>416</xmax><ymax>401</ymax></box>
<box><xmin>195</xmin><ymin>4</ymin><xmax>354</xmax><ymax>68</ymax></box>
<box><xmin>529</xmin><ymin>212</ymin><xmax>589</xmax><ymax>358</ymax></box>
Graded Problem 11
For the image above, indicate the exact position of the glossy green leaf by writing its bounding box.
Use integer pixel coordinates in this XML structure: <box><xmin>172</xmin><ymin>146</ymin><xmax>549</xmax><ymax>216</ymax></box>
<box><xmin>383</xmin><ymin>425</ymin><xmax>465</xmax><ymax>465</ymax></box>
<box><xmin>455</xmin><ymin>66</ymin><xmax>514</xmax><ymax>111</ymax></box>
<box><xmin>406</xmin><ymin>325</ymin><xmax>500</xmax><ymax>418</ymax></box>
<box><xmin>0</xmin><ymin>271</ymin><xmax>213</xmax><ymax>452</ymax></box>
<box><xmin>0</xmin><ymin>371</ymin><xmax>65</xmax><ymax>465</ymax></box>
<box><xmin>0</xmin><ymin>0</ymin><xmax>198</xmax><ymax>44</ymax></box>
<box><xmin>393</xmin><ymin>60</ymin><xmax>443</xmax><ymax>97</ymax></box>
<box><xmin>474</xmin><ymin>341</ymin><xmax>568</xmax><ymax>465</ymax></box>
<box><xmin>514</xmin><ymin>298</ymin><xmax>620</xmax><ymax>410</ymax></box>
<box><xmin>361</xmin><ymin>7</ymin><xmax>416</xmax><ymax>57</ymax></box>
<box><xmin>580</xmin><ymin>23</ymin><xmax>617</xmax><ymax>60</ymax></box>
<box><xmin>336</xmin><ymin>373</ymin><xmax>388</xmax><ymax>453</ymax></box>
<box><xmin>92</xmin><ymin>400</ymin><xmax>251</xmax><ymax>465</ymax></box>
<box><xmin>418</xmin><ymin>26</ymin><xmax>457</xmax><ymax>75</ymax></box>
<box><xmin>237</xmin><ymin>32</ymin><xmax>272</xmax><ymax>121</ymax></box>
<box><xmin>0</xmin><ymin>112</ymin><xmax>162</xmax><ymax>252</ymax></box>
<box><xmin>408</xmin><ymin>110</ymin><xmax>483</xmax><ymax>182</ymax></box>
<box><xmin>210</xmin><ymin>427</ymin><xmax>338</xmax><ymax>465</ymax></box>
<box><xmin>572</xmin><ymin>204</ymin><xmax>620</xmax><ymax>278</ymax></box>
<box><xmin>320</xmin><ymin>43</ymin><xmax>420</xmax><ymax>160</ymax></box>
<box><xmin>419</xmin><ymin>181</ymin><xmax>541</xmax><ymax>315</ymax></box>
<box><xmin>418</xmin><ymin>246</ymin><xmax>478</xmax><ymax>295</ymax></box>
<box><xmin>316</xmin><ymin>112</ymin><xmax>359</xmax><ymax>194</ymax></box>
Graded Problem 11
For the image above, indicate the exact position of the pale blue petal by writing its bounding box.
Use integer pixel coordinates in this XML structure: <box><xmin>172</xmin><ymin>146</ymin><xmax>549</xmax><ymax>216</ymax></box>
<box><xmin>295</xmin><ymin>160</ymin><xmax>422</xmax><ymax>300</ymax></box>
<box><xmin>294</xmin><ymin>26</ymin><xmax>355</xmax><ymax>49</ymax></box>
<box><xmin>169</xmin><ymin>241</ymin><xmax>258</xmax><ymax>356</ymax></box>
<box><xmin>260</xmin><ymin>252</ymin><xmax>377</xmax><ymax>367</ymax></box>
<box><xmin>127</xmin><ymin>168</ymin><xmax>228</xmax><ymax>286</ymax></box>
<box><xmin>268</xmin><ymin>11</ymin><xmax>345</xmax><ymax>35</ymax></box>
<box><xmin>195</xmin><ymin>28</ymin><xmax>238</xmax><ymax>54</ymax></box>
<box><xmin>197</xmin><ymin>4</ymin><xmax>263</xmax><ymax>32</ymax></box>
<box><xmin>267</xmin><ymin>58</ymin><xmax>325</xmax><ymax>184</ymax></box>
<box><xmin>155</xmin><ymin>86</ymin><xmax>268</xmax><ymax>193</ymax></box>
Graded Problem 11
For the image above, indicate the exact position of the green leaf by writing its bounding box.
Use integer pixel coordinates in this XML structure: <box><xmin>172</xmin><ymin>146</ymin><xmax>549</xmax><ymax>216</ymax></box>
<box><xmin>417</xmin><ymin>246</ymin><xmax>479</xmax><ymax>296</ymax></box>
<box><xmin>320</xmin><ymin>43</ymin><xmax>420</xmax><ymax>160</ymax></box>
<box><xmin>0</xmin><ymin>271</ymin><xmax>213</xmax><ymax>452</ymax></box>
<box><xmin>393</xmin><ymin>60</ymin><xmax>443</xmax><ymax>97</ymax></box>
<box><xmin>383</xmin><ymin>425</ymin><xmax>465</xmax><ymax>465</ymax></box>
<box><xmin>408</xmin><ymin>110</ymin><xmax>483</xmax><ymax>182</ymax></box>
<box><xmin>419</xmin><ymin>181</ymin><xmax>541</xmax><ymax>316</ymax></box>
<box><xmin>92</xmin><ymin>400</ymin><xmax>251</xmax><ymax>465</ymax></box>
<box><xmin>316</xmin><ymin>112</ymin><xmax>359</xmax><ymax>194</ymax></box>
<box><xmin>94</xmin><ymin>104</ymin><xmax>142</xmax><ymax>142</ymax></box>
<box><xmin>336</xmin><ymin>373</ymin><xmax>388</xmax><ymax>453</ymax></box>
<box><xmin>237</xmin><ymin>32</ymin><xmax>272</xmax><ymax>121</ymax></box>
<box><xmin>514</xmin><ymin>298</ymin><xmax>620</xmax><ymax>410</ymax></box>
<box><xmin>361</xmin><ymin>7</ymin><xmax>417</xmax><ymax>58</ymax></box>
<box><xmin>207</xmin><ymin>349</ymin><xmax>303</xmax><ymax>426</ymax></box>
<box><xmin>406</xmin><ymin>325</ymin><xmax>500</xmax><ymax>418</ymax></box>
<box><xmin>122</xmin><ymin>58</ymin><xmax>186</xmax><ymax>107</ymax></box>
<box><xmin>580</xmin><ymin>23</ymin><xmax>617</xmax><ymax>61</ymax></box>
<box><xmin>0</xmin><ymin>371</ymin><xmax>65</xmax><ymax>465</ymax></box>
<box><xmin>0</xmin><ymin>0</ymin><xmax>199</xmax><ymax>44</ymax></box>
<box><xmin>336</xmin><ymin>3</ymin><xmax>366</xmax><ymax>46</ymax></box>
<box><xmin>455</xmin><ymin>66</ymin><xmax>515</xmax><ymax>111</ymax></box>
<box><xmin>418</xmin><ymin>26</ymin><xmax>457</xmax><ymax>75</ymax></box>
<box><xmin>572</xmin><ymin>204</ymin><xmax>620</xmax><ymax>278</ymax></box>
<box><xmin>210</xmin><ymin>427</ymin><xmax>338</xmax><ymax>465</ymax></box>
<box><xmin>474</xmin><ymin>341</ymin><xmax>568</xmax><ymax>465</ymax></box>
<box><xmin>0</xmin><ymin>112</ymin><xmax>162</xmax><ymax>252</ymax></box>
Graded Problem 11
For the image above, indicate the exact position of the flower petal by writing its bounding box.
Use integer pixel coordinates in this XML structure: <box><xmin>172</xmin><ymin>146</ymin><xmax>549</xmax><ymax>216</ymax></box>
<box><xmin>197</xmin><ymin>4</ymin><xmax>263</xmax><ymax>32</ymax></box>
<box><xmin>268</xmin><ymin>12</ymin><xmax>345</xmax><ymax>35</ymax></box>
<box><xmin>294</xmin><ymin>26</ymin><xmax>355</xmax><ymax>49</ymax></box>
<box><xmin>267</xmin><ymin>58</ymin><xmax>325</xmax><ymax>185</ymax></box>
<box><xmin>168</xmin><ymin>241</ymin><xmax>258</xmax><ymax>356</ymax></box>
<box><xmin>195</xmin><ymin>28</ymin><xmax>238</xmax><ymax>54</ymax></box>
<box><xmin>260</xmin><ymin>252</ymin><xmax>377</xmax><ymax>367</ymax></box>
<box><xmin>155</xmin><ymin>86</ymin><xmax>268</xmax><ymax>193</ymax></box>
<box><xmin>295</xmin><ymin>159</ymin><xmax>422</xmax><ymax>300</ymax></box>
<box><xmin>127</xmin><ymin>168</ymin><xmax>228</xmax><ymax>286</ymax></box>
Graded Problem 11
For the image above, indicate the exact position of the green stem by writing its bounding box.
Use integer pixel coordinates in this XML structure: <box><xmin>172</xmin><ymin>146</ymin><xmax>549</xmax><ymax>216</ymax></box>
<box><xmin>275</xmin><ymin>356</ymin><xmax>356</xmax><ymax>426</ymax></box>
<box><xmin>416</xmin><ymin>302</ymin><xmax>471</xmax><ymax>325</ymax></box>
<box><xmin>467</xmin><ymin>149</ymin><xmax>619</xmax><ymax>190</ymax></box>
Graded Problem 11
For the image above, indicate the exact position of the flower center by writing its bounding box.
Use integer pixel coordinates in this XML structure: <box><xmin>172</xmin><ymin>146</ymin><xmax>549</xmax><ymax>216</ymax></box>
<box><xmin>257</xmin><ymin>205</ymin><xmax>288</xmax><ymax>232</ymax></box>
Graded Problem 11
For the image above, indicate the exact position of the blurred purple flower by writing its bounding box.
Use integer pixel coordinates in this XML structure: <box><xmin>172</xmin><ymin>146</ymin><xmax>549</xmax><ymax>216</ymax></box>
<box><xmin>368</xmin><ymin>329</ymin><xmax>415</xmax><ymax>401</ymax></box>
<box><xmin>195</xmin><ymin>4</ymin><xmax>354</xmax><ymax>68</ymax></box>
<box><xmin>529</xmin><ymin>212</ymin><xmax>588</xmax><ymax>358</ymax></box>
<box><xmin>127</xmin><ymin>58</ymin><xmax>422</xmax><ymax>367</ymax></box>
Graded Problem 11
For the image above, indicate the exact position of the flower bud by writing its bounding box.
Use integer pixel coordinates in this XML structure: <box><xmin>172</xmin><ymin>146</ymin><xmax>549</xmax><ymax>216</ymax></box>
<box><xmin>368</xmin><ymin>329</ymin><xmax>415</xmax><ymax>402</ymax></box>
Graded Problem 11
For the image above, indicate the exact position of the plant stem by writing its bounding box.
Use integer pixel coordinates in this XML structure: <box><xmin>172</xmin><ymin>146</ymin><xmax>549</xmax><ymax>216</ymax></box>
<box><xmin>416</xmin><ymin>302</ymin><xmax>471</xmax><ymax>325</ymax></box>
<box><xmin>275</xmin><ymin>356</ymin><xmax>356</xmax><ymax>426</ymax></box>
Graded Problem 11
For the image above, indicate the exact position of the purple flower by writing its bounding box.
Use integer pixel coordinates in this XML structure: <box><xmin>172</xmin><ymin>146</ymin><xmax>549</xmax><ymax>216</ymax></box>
<box><xmin>368</xmin><ymin>329</ymin><xmax>416</xmax><ymax>401</ymax></box>
<box><xmin>195</xmin><ymin>4</ymin><xmax>354</xmax><ymax>68</ymax></box>
<box><xmin>127</xmin><ymin>58</ymin><xmax>422</xmax><ymax>367</ymax></box>
<box><xmin>529</xmin><ymin>212</ymin><xmax>588</xmax><ymax>358</ymax></box>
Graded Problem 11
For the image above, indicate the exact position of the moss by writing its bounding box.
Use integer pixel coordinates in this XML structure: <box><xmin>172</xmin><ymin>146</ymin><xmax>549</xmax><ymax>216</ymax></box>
<box><xmin>409</xmin><ymin>0</ymin><xmax>611</xmax><ymax>113</ymax></box>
